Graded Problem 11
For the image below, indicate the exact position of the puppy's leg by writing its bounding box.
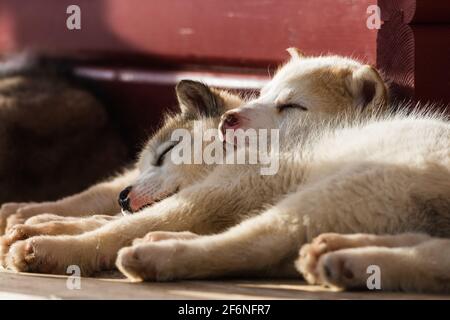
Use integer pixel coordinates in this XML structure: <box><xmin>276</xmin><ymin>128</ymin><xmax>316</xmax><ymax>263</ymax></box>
<box><xmin>132</xmin><ymin>231</ymin><xmax>199</xmax><ymax>245</ymax></box>
<box><xmin>297</xmin><ymin>232</ymin><xmax>431</xmax><ymax>285</ymax></box>
<box><xmin>23</xmin><ymin>214</ymin><xmax>113</xmax><ymax>225</ymax></box>
<box><xmin>0</xmin><ymin>203</ymin><xmax>35</xmax><ymax>234</ymax></box>
<box><xmin>116</xmin><ymin>164</ymin><xmax>448</xmax><ymax>282</ymax></box>
<box><xmin>6</xmin><ymin>163</ymin><xmax>441</xmax><ymax>277</ymax></box>
<box><xmin>116</xmin><ymin>208</ymin><xmax>301</xmax><ymax>281</ymax></box>
<box><xmin>24</xmin><ymin>214</ymin><xmax>76</xmax><ymax>225</ymax></box>
<box><xmin>2</xmin><ymin>177</ymin><xmax>259</xmax><ymax>275</ymax></box>
<box><xmin>0</xmin><ymin>169</ymin><xmax>137</xmax><ymax>233</ymax></box>
<box><xmin>0</xmin><ymin>215</ymin><xmax>119</xmax><ymax>266</ymax></box>
<box><xmin>300</xmin><ymin>238</ymin><xmax>450</xmax><ymax>293</ymax></box>
<box><xmin>7</xmin><ymin>215</ymin><xmax>118</xmax><ymax>241</ymax></box>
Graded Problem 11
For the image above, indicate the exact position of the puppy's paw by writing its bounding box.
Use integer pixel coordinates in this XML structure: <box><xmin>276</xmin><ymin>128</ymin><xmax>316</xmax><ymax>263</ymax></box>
<box><xmin>314</xmin><ymin>249</ymin><xmax>379</xmax><ymax>290</ymax></box>
<box><xmin>0</xmin><ymin>236</ymin><xmax>10</xmax><ymax>267</ymax></box>
<box><xmin>296</xmin><ymin>233</ymin><xmax>342</xmax><ymax>284</ymax></box>
<box><xmin>4</xmin><ymin>222</ymin><xmax>71</xmax><ymax>243</ymax></box>
<box><xmin>117</xmin><ymin>241</ymin><xmax>184</xmax><ymax>282</ymax></box>
<box><xmin>297</xmin><ymin>233</ymin><xmax>390</xmax><ymax>290</ymax></box>
<box><xmin>5</xmin><ymin>215</ymin><xmax>28</xmax><ymax>235</ymax></box>
<box><xmin>0</xmin><ymin>224</ymin><xmax>32</xmax><ymax>266</ymax></box>
<box><xmin>296</xmin><ymin>233</ymin><xmax>380</xmax><ymax>284</ymax></box>
<box><xmin>4</xmin><ymin>202</ymin><xmax>65</xmax><ymax>233</ymax></box>
<box><xmin>1</xmin><ymin>221</ymin><xmax>87</xmax><ymax>262</ymax></box>
<box><xmin>4</xmin><ymin>236</ymin><xmax>91</xmax><ymax>275</ymax></box>
<box><xmin>0</xmin><ymin>203</ymin><xmax>31</xmax><ymax>235</ymax></box>
<box><xmin>4</xmin><ymin>224</ymin><xmax>34</xmax><ymax>242</ymax></box>
<box><xmin>115</xmin><ymin>246</ymin><xmax>149</xmax><ymax>282</ymax></box>
<box><xmin>4</xmin><ymin>238</ymin><xmax>51</xmax><ymax>273</ymax></box>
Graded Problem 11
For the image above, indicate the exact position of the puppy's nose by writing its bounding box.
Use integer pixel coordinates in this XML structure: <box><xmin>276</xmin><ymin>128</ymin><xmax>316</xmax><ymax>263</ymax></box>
<box><xmin>220</xmin><ymin>112</ymin><xmax>241</xmax><ymax>136</ymax></box>
<box><xmin>118</xmin><ymin>186</ymin><xmax>132</xmax><ymax>212</ymax></box>
<box><xmin>223</xmin><ymin>112</ymin><xmax>239</xmax><ymax>127</ymax></box>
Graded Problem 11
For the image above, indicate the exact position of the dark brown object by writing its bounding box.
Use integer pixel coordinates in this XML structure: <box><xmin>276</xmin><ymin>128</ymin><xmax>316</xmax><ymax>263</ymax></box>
<box><xmin>0</xmin><ymin>66</ymin><xmax>129</xmax><ymax>204</ymax></box>
<box><xmin>377</xmin><ymin>0</ymin><xmax>450</xmax><ymax>107</ymax></box>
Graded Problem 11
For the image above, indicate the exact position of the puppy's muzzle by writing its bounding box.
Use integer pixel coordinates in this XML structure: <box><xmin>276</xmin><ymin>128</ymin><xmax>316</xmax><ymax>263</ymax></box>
<box><xmin>219</xmin><ymin>111</ymin><xmax>241</xmax><ymax>138</ymax></box>
<box><xmin>222</xmin><ymin>111</ymin><xmax>240</xmax><ymax>129</ymax></box>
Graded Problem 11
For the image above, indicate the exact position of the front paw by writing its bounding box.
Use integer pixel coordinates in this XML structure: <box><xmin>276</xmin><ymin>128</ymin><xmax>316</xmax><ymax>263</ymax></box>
<box><xmin>4</xmin><ymin>236</ymin><xmax>95</xmax><ymax>275</ymax></box>
<box><xmin>0</xmin><ymin>224</ymin><xmax>31</xmax><ymax>266</ymax></box>
<box><xmin>297</xmin><ymin>233</ymin><xmax>381</xmax><ymax>290</ymax></box>
<box><xmin>0</xmin><ymin>202</ymin><xmax>31</xmax><ymax>235</ymax></box>
<box><xmin>5</xmin><ymin>238</ymin><xmax>59</xmax><ymax>273</ymax></box>
<box><xmin>1</xmin><ymin>224</ymin><xmax>40</xmax><ymax>264</ymax></box>
<box><xmin>1</xmin><ymin>221</ymin><xmax>80</xmax><ymax>266</ymax></box>
<box><xmin>116</xmin><ymin>241</ymin><xmax>185</xmax><ymax>282</ymax></box>
<box><xmin>3</xmin><ymin>202</ymin><xmax>63</xmax><ymax>233</ymax></box>
<box><xmin>313</xmin><ymin>249</ymin><xmax>381</xmax><ymax>290</ymax></box>
<box><xmin>296</xmin><ymin>233</ymin><xmax>341</xmax><ymax>284</ymax></box>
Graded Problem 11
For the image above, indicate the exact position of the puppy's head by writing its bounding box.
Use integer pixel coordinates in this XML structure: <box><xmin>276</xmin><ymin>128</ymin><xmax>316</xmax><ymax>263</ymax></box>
<box><xmin>119</xmin><ymin>80</ymin><xmax>241</xmax><ymax>213</ymax></box>
<box><xmin>219</xmin><ymin>49</ymin><xmax>388</xmax><ymax>138</ymax></box>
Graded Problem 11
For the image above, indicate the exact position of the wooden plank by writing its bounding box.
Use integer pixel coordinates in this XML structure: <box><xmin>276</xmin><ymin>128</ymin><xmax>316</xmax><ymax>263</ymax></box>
<box><xmin>0</xmin><ymin>271</ymin><xmax>449</xmax><ymax>300</ymax></box>
<box><xmin>0</xmin><ymin>0</ymin><xmax>377</xmax><ymax>67</ymax></box>
<box><xmin>377</xmin><ymin>13</ymin><xmax>415</xmax><ymax>101</ymax></box>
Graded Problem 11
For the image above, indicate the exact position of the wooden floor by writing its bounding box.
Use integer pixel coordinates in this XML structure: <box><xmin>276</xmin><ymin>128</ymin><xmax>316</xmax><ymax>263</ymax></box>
<box><xmin>0</xmin><ymin>271</ymin><xmax>449</xmax><ymax>300</ymax></box>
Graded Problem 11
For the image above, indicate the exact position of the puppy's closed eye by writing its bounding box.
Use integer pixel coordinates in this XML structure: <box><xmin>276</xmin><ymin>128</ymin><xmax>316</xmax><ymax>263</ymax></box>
<box><xmin>276</xmin><ymin>103</ymin><xmax>308</xmax><ymax>112</ymax></box>
<box><xmin>155</xmin><ymin>143</ymin><xmax>177</xmax><ymax>166</ymax></box>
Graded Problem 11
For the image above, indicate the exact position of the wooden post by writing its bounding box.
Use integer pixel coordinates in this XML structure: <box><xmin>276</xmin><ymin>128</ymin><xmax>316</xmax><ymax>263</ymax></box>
<box><xmin>377</xmin><ymin>0</ymin><xmax>450</xmax><ymax>108</ymax></box>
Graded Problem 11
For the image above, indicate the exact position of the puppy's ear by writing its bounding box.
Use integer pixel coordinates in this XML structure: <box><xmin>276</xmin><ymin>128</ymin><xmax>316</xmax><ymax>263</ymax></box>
<box><xmin>176</xmin><ymin>80</ymin><xmax>242</xmax><ymax>117</ymax></box>
<box><xmin>210</xmin><ymin>88</ymin><xmax>242</xmax><ymax>111</ymax></box>
<box><xmin>286</xmin><ymin>47</ymin><xmax>306</xmax><ymax>60</ymax></box>
<box><xmin>176</xmin><ymin>80</ymin><xmax>219</xmax><ymax>117</ymax></box>
<box><xmin>346</xmin><ymin>65</ymin><xmax>388</xmax><ymax>109</ymax></box>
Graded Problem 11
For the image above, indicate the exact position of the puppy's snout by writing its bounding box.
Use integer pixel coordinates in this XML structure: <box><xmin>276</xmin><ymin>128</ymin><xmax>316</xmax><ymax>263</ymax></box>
<box><xmin>118</xmin><ymin>186</ymin><xmax>132</xmax><ymax>212</ymax></box>
<box><xmin>223</xmin><ymin>112</ymin><xmax>240</xmax><ymax>128</ymax></box>
<box><xmin>220</xmin><ymin>111</ymin><xmax>241</xmax><ymax>137</ymax></box>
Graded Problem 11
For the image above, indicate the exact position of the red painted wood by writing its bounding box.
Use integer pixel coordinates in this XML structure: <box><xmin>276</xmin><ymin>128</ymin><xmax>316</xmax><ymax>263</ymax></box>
<box><xmin>379</xmin><ymin>0</ymin><xmax>450</xmax><ymax>24</ymax></box>
<box><xmin>377</xmin><ymin>12</ymin><xmax>415</xmax><ymax>101</ymax></box>
<box><xmin>0</xmin><ymin>0</ymin><xmax>377</xmax><ymax>67</ymax></box>
<box><xmin>377</xmin><ymin>1</ymin><xmax>450</xmax><ymax>106</ymax></box>
<box><xmin>414</xmin><ymin>25</ymin><xmax>450</xmax><ymax>106</ymax></box>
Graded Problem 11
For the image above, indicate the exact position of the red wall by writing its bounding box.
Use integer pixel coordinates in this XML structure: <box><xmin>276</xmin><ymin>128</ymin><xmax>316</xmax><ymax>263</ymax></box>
<box><xmin>0</xmin><ymin>0</ymin><xmax>377</xmax><ymax>67</ymax></box>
